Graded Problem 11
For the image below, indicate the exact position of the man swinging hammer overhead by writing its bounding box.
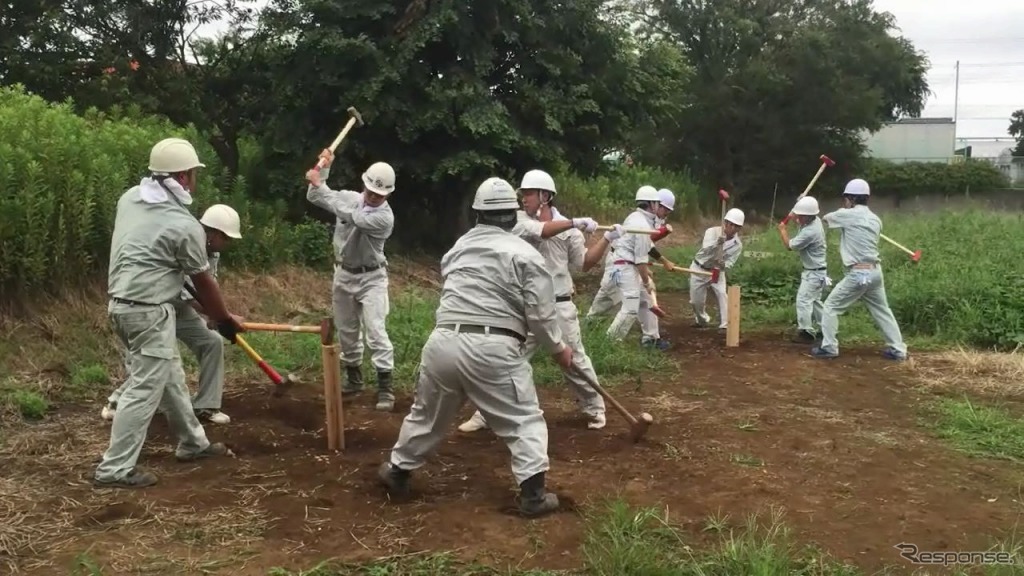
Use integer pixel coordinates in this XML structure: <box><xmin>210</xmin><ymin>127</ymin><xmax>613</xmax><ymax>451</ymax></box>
<box><xmin>306</xmin><ymin>149</ymin><xmax>398</xmax><ymax>412</ymax></box>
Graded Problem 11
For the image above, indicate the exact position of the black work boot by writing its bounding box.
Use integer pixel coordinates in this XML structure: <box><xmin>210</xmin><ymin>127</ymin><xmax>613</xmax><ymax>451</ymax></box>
<box><xmin>518</xmin><ymin>472</ymin><xmax>560</xmax><ymax>517</ymax></box>
<box><xmin>378</xmin><ymin>462</ymin><xmax>411</xmax><ymax>498</ymax></box>
<box><xmin>341</xmin><ymin>365</ymin><xmax>363</xmax><ymax>397</ymax></box>
<box><xmin>375</xmin><ymin>371</ymin><xmax>395</xmax><ymax>411</ymax></box>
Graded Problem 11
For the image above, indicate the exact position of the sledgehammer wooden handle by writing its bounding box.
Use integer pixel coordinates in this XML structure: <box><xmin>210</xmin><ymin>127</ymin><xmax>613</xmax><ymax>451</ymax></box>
<box><xmin>595</xmin><ymin>225</ymin><xmax>660</xmax><ymax>235</ymax></box>
<box><xmin>569</xmin><ymin>365</ymin><xmax>653</xmax><ymax>442</ymax></box>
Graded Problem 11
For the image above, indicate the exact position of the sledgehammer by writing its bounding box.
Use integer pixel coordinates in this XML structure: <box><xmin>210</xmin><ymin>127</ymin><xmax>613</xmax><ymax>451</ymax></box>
<box><xmin>183</xmin><ymin>284</ymin><xmax>298</xmax><ymax>397</ymax></box>
<box><xmin>570</xmin><ymin>366</ymin><xmax>653</xmax><ymax>443</ymax></box>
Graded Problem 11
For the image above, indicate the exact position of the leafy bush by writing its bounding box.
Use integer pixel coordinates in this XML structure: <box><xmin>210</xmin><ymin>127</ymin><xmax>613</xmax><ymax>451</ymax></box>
<box><xmin>0</xmin><ymin>84</ymin><xmax>331</xmax><ymax>300</ymax></box>
<box><xmin>864</xmin><ymin>158</ymin><xmax>1010</xmax><ymax>200</ymax></box>
<box><xmin>657</xmin><ymin>209</ymin><xmax>1024</xmax><ymax>350</ymax></box>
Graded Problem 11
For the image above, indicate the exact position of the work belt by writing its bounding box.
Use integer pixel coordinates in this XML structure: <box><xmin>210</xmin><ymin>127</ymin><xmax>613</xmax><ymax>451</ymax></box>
<box><xmin>612</xmin><ymin>259</ymin><xmax>635</xmax><ymax>266</ymax></box>
<box><xmin>695</xmin><ymin>260</ymin><xmax>714</xmax><ymax>271</ymax></box>
<box><xmin>337</xmin><ymin>262</ymin><xmax>384</xmax><ymax>274</ymax></box>
<box><xmin>555</xmin><ymin>295</ymin><xmax>572</xmax><ymax>303</ymax></box>
<box><xmin>851</xmin><ymin>263</ymin><xmax>876</xmax><ymax>270</ymax></box>
<box><xmin>112</xmin><ymin>297</ymin><xmax>158</xmax><ymax>307</ymax></box>
<box><xmin>438</xmin><ymin>323</ymin><xmax>526</xmax><ymax>343</ymax></box>
<box><xmin>804</xmin><ymin>266</ymin><xmax>827</xmax><ymax>271</ymax></box>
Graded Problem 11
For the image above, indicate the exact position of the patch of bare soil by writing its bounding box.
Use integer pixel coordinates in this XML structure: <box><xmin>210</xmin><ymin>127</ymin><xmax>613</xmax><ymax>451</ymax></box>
<box><xmin>2</xmin><ymin>289</ymin><xmax>1023</xmax><ymax>574</ymax></box>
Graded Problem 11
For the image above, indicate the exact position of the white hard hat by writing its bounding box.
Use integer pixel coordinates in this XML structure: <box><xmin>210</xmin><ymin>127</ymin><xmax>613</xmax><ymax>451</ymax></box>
<box><xmin>148</xmin><ymin>138</ymin><xmax>206</xmax><ymax>173</ymax></box>
<box><xmin>518</xmin><ymin>169</ymin><xmax>556</xmax><ymax>194</ymax></box>
<box><xmin>792</xmin><ymin>196</ymin><xmax>819</xmax><ymax>216</ymax></box>
<box><xmin>724</xmin><ymin>208</ymin><xmax>745</xmax><ymax>226</ymax></box>
<box><xmin>657</xmin><ymin>188</ymin><xmax>675</xmax><ymax>211</ymax></box>
<box><xmin>472</xmin><ymin>177</ymin><xmax>519</xmax><ymax>211</ymax></box>
<box><xmin>200</xmin><ymin>204</ymin><xmax>242</xmax><ymax>239</ymax></box>
<box><xmin>635</xmin><ymin>185</ymin><xmax>659</xmax><ymax>202</ymax></box>
<box><xmin>843</xmin><ymin>178</ymin><xmax>870</xmax><ymax>196</ymax></box>
<box><xmin>361</xmin><ymin>162</ymin><xmax>396</xmax><ymax>196</ymax></box>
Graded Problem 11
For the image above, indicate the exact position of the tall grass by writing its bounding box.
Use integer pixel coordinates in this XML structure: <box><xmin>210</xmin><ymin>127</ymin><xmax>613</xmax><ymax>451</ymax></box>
<box><xmin>0</xmin><ymin>84</ymin><xmax>331</xmax><ymax>301</ymax></box>
<box><xmin>556</xmin><ymin>163</ymin><xmax>701</xmax><ymax>224</ymax></box>
<box><xmin>656</xmin><ymin>209</ymin><xmax>1024</xmax><ymax>350</ymax></box>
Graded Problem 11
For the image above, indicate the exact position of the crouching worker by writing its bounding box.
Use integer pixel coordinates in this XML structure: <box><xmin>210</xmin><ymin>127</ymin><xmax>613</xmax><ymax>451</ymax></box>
<box><xmin>102</xmin><ymin>204</ymin><xmax>244</xmax><ymax>425</ymax></box>
<box><xmin>776</xmin><ymin>196</ymin><xmax>829</xmax><ymax>343</ymax></box>
<box><xmin>811</xmin><ymin>179</ymin><xmax>908</xmax><ymax>361</ymax></box>
<box><xmin>95</xmin><ymin>138</ymin><xmax>244</xmax><ymax>489</ymax></box>
<box><xmin>690</xmin><ymin>208</ymin><xmax>744</xmax><ymax>329</ymax></box>
<box><xmin>379</xmin><ymin>177</ymin><xmax>574</xmax><ymax>518</ymax></box>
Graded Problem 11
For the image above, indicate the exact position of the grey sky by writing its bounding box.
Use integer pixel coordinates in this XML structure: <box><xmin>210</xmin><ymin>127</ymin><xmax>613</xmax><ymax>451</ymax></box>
<box><xmin>199</xmin><ymin>0</ymin><xmax>1022</xmax><ymax>141</ymax></box>
<box><xmin>871</xmin><ymin>0</ymin><xmax>1024</xmax><ymax>140</ymax></box>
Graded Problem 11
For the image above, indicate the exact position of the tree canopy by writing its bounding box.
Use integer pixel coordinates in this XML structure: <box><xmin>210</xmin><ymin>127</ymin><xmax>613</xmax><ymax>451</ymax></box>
<box><xmin>1</xmin><ymin>0</ymin><xmax>930</xmax><ymax>248</ymax></box>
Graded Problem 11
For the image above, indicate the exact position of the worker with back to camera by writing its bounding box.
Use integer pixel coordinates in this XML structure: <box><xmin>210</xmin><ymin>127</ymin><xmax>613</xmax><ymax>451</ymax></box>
<box><xmin>102</xmin><ymin>203</ymin><xmax>245</xmax><ymax>425</ymax></box>
<box><xmin>811</xmin><ymin>178</ymin><xmax>908</xmax><ymax>361</ymax></box>
<box><xmin>458</xmin><ymin>169</ymin><xmax>606</xmax><ymax>433</ymax></box>
<box><xmin>777</xmin><ymin>196</ymin><xmax>830</xmax><ymax>343</ymax></box>
<box><xmin>379</xmin><ymin>176</ymin><xmax>573</xmax><ymax>518</ymax></box>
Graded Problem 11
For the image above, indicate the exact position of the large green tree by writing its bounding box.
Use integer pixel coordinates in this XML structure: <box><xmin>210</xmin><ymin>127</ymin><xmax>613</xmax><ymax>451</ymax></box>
<box><xmin>1008</xmin><ymin>110</ymin><xmax>1024</xmax><ymax>156</ymax></box>
<box><xmin>625</xmin><ymin>0</ymin><xmax>930</xmax><ymax>206</ymax></box>
<box><xmin>254</xmin><ymin>0</ymin><xmax>678</xmax><ymax>248</ymax></box>
<box><xmin>0</xmin><ymin>0</ymin><xmax>267</xmax><ymax>175</ymax></box>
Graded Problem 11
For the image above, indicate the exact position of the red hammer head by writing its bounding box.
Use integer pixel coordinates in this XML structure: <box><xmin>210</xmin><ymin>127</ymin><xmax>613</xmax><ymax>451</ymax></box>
<box><xmin>911</xmin><ymin>249</ymin><xmax>922</xmax><ymax>262</ymax></box>
<box><xmin>711</xmin><ymin>268</ymin><xmax>720</xmax><ymax>283</ymax></box>
<box><xmin>718</xmin><ymin>188</ymin><xmax>730</xmax><ymax>201</ymax></box>
<box><xmin>819</xmin><ymin>154</ymin><xmax>836</xmax><ymax>167</ymax></box>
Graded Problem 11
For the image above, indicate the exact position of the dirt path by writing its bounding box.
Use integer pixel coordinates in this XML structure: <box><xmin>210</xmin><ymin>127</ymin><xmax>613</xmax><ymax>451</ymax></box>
<box><xmin>4</xmin><ymin>293</ymin><xmax>1023</xmax><ymax>574</ymax></box>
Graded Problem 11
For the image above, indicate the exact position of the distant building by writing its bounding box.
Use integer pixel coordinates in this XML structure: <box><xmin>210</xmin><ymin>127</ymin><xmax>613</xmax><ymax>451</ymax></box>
<box><xmin>860</xmin><ymin>117</ymin><xmax>956</xmax><ymax>164</ymax></box>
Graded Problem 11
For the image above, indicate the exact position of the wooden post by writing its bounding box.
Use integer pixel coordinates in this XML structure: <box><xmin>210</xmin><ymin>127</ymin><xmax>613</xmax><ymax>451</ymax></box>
<box><xmin>726</xmin><ymin>285</ymin><xmax>741</xmax><ymax>347</ymax></box>
<box><xmin>320</xmin><ymin>317</ymin><xmax>344</xmax><ymax>451</ymax></box>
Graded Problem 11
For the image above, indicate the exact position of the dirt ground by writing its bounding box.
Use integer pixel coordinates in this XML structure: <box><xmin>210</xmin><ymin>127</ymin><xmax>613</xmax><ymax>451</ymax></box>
<box><xmin>3</xmin><ymin>289</ymin><xmax>1023</xmax><ymax>575</ymax></box>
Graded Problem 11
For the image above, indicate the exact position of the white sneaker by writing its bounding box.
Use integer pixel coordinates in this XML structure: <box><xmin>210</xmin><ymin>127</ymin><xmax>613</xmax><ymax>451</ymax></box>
<box><xmin>587</xmin><ymin>413</ymin><xmax>606</xmax><ymax>430</ymax></box>
<box><xmin>196</xmin><ymin>409</ymin><xmax>231</xmax><ymax>425</ymax></box>
<box><xmin>458</xmin><ymin>411</ymin><xmax>489</xmax><ymax>432</ymax></box>
<box><xmin>101</xmin><ymin>403</ymin><xmax>116</xmax><ymax>421</ymax></box>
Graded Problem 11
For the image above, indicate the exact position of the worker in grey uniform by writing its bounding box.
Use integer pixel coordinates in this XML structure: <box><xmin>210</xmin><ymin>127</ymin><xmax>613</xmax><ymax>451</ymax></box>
<box><xmin>604</xmin><ymin>186</ymin><xmax>663</xmax><ymax>344</ymax></box>
<box><xmin>102</xmin><ymin>204</ymin><xmax>243</xmax><ymax>425</ymax></box>
<box><xmin>586</xmin><ymin>185</ymin><xmax>660</xmax><ymax>320</ymax></box>
<box><xmin>811</xmin><ymin>178</ymin><xmax>908</xmax><ymax>361</ymax></box>
<box><xmin>306</xmin><ymin>148</ymin><xmax>398</xmax><ymax>411</ymax></box>
<box><xmin>689</xmin><ymin>208</ymin><xmax>745</xmax><ymax>329</ymax></box>
<box><xmin>777</xmin><ymin>196</ymin><xmax>830</xmax><ymax>343</ymax></box>
<box><xmin>586</xmin><ymin>187</ymin><xmax>674</xmax><ymax>349</ymax></box>
<box><xmin>457</xmin><ymin>169</ymin><xmax>605</xmax><ymax>433</ymax></box>
<box><xmin>95</xmin><ymin>137</ymin><xmax>242</xmax><ymax>489</ymax></box>
<box><xmin>378</xmin><ymin>176</ymin><xmax>574</xmax><ymax>518</ymax></box>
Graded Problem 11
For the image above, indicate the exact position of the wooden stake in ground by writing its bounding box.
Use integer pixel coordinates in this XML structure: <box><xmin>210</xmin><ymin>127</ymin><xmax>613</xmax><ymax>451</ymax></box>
<box><xmin>726</xmin><ymin>285</ymin><xmax>741</xmax><ymax>347</ymax></box>
<box><xmin>320</xmin><ymin>317</ymin><xmax>345</xmax><ymax>451</ymax></box>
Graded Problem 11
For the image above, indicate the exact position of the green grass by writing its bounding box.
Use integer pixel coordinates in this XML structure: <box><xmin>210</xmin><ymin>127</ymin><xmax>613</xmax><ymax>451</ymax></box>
<box><xmin>929</xmin><ymin>396</ymin><xmax>1024</xmax><ymax>462</ymax></box>
<box><xmin>657</xmin><ymin>209</ymin><xmax>1024</xmax><ymax>351</ymax></box>
<box><xmin>259</xmin><ymin>500</ymin><xmax>892</xmax><ymax>576</ymax></box>
<box><xmin>227</xmin><ymin>287</ymin><xmax>669</xmax><ymax>392</ymax></box>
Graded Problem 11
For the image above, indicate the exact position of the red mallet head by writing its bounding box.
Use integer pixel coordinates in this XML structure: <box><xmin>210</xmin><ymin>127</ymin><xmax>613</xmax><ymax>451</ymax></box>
<box><xmin>820</xmin><ymin>154</ymin><xmax>836</xmax><ymax>167</ymax></box>
<box><xmin>711</xmin><ymin>268</ymin><xmax>720</xmax><ymax>283</ymax></box>
<box><xmin>718</xmin><ymin>188</ymin><xmax>730</xmax><ymax>201</ymax></box>
<box><xmin>912</xmin><ymin>249</ymin><xmax>922</xmax><ymax>262</ymax></box>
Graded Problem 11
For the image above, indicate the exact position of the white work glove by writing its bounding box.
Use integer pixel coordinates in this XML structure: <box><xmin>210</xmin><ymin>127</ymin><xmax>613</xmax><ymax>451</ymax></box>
<box><xmin>823</xmin><ymin>276</ymin><xmax>833</xmax><ymax>288</ymax></box>
<box><xmin>603</xmin><ymin>224</ymin><xmax>624</xmax><ymax>242</ymax></box>
<box><xmin>572</xmin><ymin>217</ymin><xmax>598</xmax><ymax>233</ymax></box>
